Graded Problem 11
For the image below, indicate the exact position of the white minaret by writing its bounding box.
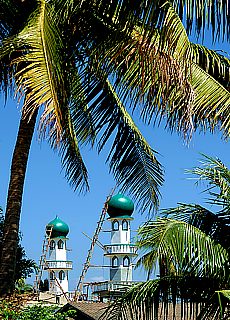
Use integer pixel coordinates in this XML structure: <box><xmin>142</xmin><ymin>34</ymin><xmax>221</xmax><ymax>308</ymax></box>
<box><xmin>46</xmin><ymin>216</ymin><xmax>72</xmax><ymax>294</ymax></box>
<box><xmin>104</xmin><ymin>194</ymin><xmax>137</xmax><ymax>283</ymax></box>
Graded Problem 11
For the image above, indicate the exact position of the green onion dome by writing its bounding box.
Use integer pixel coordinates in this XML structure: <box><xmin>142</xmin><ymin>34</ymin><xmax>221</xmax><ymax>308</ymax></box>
<box><xmin>46</xmin><ymin>216</ymin><xmax>69</xmax><ymax>238</ymax></box>
<box><xmin>107</xmin><ymin>193</ymin><xmax>134</xmax><ymax>218</ymax></box>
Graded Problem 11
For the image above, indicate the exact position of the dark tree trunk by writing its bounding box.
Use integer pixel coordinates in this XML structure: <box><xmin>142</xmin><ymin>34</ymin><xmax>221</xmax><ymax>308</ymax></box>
<box><xmin>0</xmin><ymin>109</ymin><xmax>38</xmax><ymax>295</ymax></box>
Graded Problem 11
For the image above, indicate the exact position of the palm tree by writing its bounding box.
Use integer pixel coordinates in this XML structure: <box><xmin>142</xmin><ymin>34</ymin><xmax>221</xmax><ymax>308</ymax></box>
<box><xmin>105</xmin><ymin>155</ymin><xmax>230</xmax><ymax>319</ymax></box>
<box><xmin>0</xmin><ymin>0</ymin><xmax>229</xmax><ymax>295</ymax></box>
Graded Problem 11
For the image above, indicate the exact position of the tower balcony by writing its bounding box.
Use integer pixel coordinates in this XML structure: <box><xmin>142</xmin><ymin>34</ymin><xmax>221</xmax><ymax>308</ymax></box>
<box><xmin>104</xmin><ymin>244</ymin><xmax>137</xmax><ymax>256</ymax></box>
<box><xmin>45</xmin><ymin>260</ymin><xmax>73</xmax><ymax>270</ymax></box>
<box><xmin>92</xmin><ymin>280</ymin><xmax>141</xmax><ymax>295</ymax></box>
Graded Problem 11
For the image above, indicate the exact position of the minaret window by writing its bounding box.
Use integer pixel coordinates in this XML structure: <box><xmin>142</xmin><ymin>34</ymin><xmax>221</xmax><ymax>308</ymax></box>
<box><xmin>112</xmin><ymin>220</ymin><xmax>119</xmax><ymax>231</ymax></box>
<box><xmin>58</xmin><ymin>239</ymin><xmax>64</xmax><ymax>249</ymax></box>
<box><xmin>112</xmin><ymin>256</ymin><xmax>119</xmax><ymax>267</ymax></box>
<box><xmin>123</xmin><ymin>256</ymin><xmax>130</xmax><ymax>267</ymax></box>
<box><xmin>122</xmin><ymin>220</ymin><xmax>128</xmax><ymax>231</ymax></box>
<box><xmin>50</xmin><ymin>271</ymin><xmax>55</xmax><ymax>280</ymax></box>
<box><xmin>50</xmin><ymin>240</ymin><xmax>55</xmax><ymax>250</ymax></box>
<box><xmin>59</xmin><ymin>270</ymin><xmax>65</xmax><ymax>280</ymax></box>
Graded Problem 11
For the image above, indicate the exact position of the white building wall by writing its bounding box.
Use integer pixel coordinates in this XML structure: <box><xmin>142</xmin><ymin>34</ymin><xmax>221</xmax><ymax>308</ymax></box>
<box><xmin>47</xmin><ymin>239</ymin><xmax>67</xmax><ymax>261</ymax></box>
<box><xmin>47</xmin><ymin>237</ymin><xmax>71</xmax><ymax>294</ymax></box>
<box><xmin>48</xmin><ymin>270</ymin><xmax>69</xmax><ymax>294</ymax></box>
<box><xmin>109</xmin><ymin>255</ymin><xmax>133</xmax><ymax>281</ymax></box>
<box><xmin>111</xmin><ymin>220</ymin><xmax>131</xmax><ymax>244</ymax></box>
<box><xmin>108</xmin><ymin>218</ymin><xmax>134</xmax><ymax>283</ymax></box>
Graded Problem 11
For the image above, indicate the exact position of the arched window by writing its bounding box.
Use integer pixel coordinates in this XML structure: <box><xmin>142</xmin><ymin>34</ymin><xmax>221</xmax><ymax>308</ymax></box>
<box><xmin>50</xmin><ymin>240</ymin><xmax>55</xmax><ymax>250</ymax></box>
<box><xmin>122</xmin><ymin>220</ymin><xmax>128</xmax><ymax>231</ymax></box>
<box><xmin>50</xmin><ymin>271</ymin><xmax>55</xmax><ymax>280</ymax></box>
<box><xmin>112</xmin><ymin>220</ymin><xmax>119</xmax><ymax>231</ymax></box>
<box><xmin>123</xmin><ymin>256</ymin><xmax>130</xmax><ymax>267</ymax></box>
<box><xmin>59</xmin><ymin>270</ymin><xmax>65</xmax><ymax>280</ymax></box>
<box><xmin>58</xmin><ymin>239</ymin><xmax>64</xmax><ymax>249</ymax></box>
<box><xmin>112</xmin><ymin>256</ymin><xmax>119</xmax><ymax>268</ymax></box>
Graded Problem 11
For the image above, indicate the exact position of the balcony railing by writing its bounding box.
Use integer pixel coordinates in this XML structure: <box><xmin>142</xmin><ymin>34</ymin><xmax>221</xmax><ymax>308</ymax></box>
<box><xmin>45</xmin><ymin>260</ymin><xmax>73</xmax><ymax>269</ymax></box>
<box><xmin>92</xmin><ymin>280</ymin><xmax>141</xmax><ymax>293</ymax></box>
<box><xmin>104</xmin><ymin>244</ymin><xmax>137</xmax><ymax>255</ymax></box>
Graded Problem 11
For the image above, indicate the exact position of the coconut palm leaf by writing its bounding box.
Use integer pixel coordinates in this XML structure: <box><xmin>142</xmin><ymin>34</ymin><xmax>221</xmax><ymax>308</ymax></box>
<box><xmin>171</xmin><ymin>0</ymin><xmax>229</xmax><ymax>41</ymax></box>
<box><xmin>136</xmin><ymin>218</ymin><xmax>229</xmax><ymax>278</ymax></box>
<box><xmin>188</xmin><ymin>154</ymin><xmax>230</xmax><ymax>197</ymax></box>
<box><xmin>64</xmin><ymin>0</ymin><xmax>230</xmax><ymax>41</ymax></box>
<box><xmin>217</xmin><ymin>290</ymin><xmax>230</xmax><ymax>301</ymax></box>
<box><xmin>2</xmin><ymin>0</ymin><xmax>64</xmax><ymax>142</ymax></box>
<box><xmin>107</xmin><ymin>155</ymin><xmax>230</xmax><ymax>320</ymax></box>
<box><xmin>160</xmin><ymin>203</ymin><xmax>230</xmax><ymax>255</ymax></box>
<box><xmin>79</xmin><ymin>70</ymin><xmax>164</xmax><ymax>211</ymax></box>
<box><xmin>54</xmin><ymin>109</ymin><xmax>90</xmax><ymax>193</ymax></box>
<box><xmin>0</xmin><ymin>0</ymin><xmax>91</xmax><ymax>192</ymax></box>
<box><xmin>191</xmin><ymin>43</ymin><xmax>230</xmax><ymax>89</ymax></box>
<box><xmin>95</xmin><ymin>3</ymin><xmax>230</xmax><ymax>139</ymax></box>
<box><xmin>102</xmin><ymin>276</ymin><xmax>225</xmax><ymax>320</ymax></box>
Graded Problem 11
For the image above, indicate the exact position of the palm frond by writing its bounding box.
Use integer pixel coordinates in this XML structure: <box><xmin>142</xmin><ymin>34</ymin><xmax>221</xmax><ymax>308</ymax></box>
<box><xmin>191</xmin><ymin>43</ymin><xmax>230</xmax><ymax>90</ymax></box>
<box><xmin>161</xmin><ymin>203</ymin><xmax>230</xmax><ymax>250</ymax></box>
<box><xmin>187</xmin><ymin>154</ymin><xmax>230</xmax><ymax>201</ymax></box>
<box><xmin>102</xmin><ymin>277</ymin><xmax>225</xmax><ymax>320</ymax></box>
<box><xmin>4</xmin><ymin>0</ymin><xmax>65</xmax><ymax>143</ymax></box>
<box><xmin>97</xmin><ymin>2</ymin><xmax>230</xmax><ymax>139</ymax></box>
<box><xmin>84</xmin><ymin>73</ymin><xmax>164</xmax><ymax>212</ymax></box>
<box><xmin>0</xmin><ymin>0</ymin><xmax>91</xmax><ymax>192</ymax></box>
<box><xmin>57</xmin><ymin>117</ymin><xmax>89</xmax><ymax>193</ymax></box>
<box><xmin>217</xmin><ymin>289</ymin><xmax>230</xmax><ymax>301</ymax></box>
<box><xmin>172</xmin><ymin>0</ymin><xmax>230</xmax><ymax>41</ymax></box>
<box><xmin>136</xmin><ymin>218</ymin><xmax>229</xmax><ymax>277</ymax></box>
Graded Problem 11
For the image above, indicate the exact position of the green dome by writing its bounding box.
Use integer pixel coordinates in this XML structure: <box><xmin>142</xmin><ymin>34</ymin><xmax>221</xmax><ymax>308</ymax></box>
<box><xmin>107</xmin><ymin>193</ymin><xmax>134</xmax><ymax>218</ymax></box>
<box><xmin>46</xmin><ymin>216</ymin><xmax>69</xmax><ymax>238</ymax></box>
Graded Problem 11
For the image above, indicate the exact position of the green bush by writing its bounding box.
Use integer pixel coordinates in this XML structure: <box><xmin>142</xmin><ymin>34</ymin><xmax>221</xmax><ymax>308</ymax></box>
<box><xmin>0</xmin><ymin>303</ymin><xmax>76</xmax><ymax>320</ymax></box>
<box><xmin>0</xmin><ymin>300</ymin><xmax>21</xmax><ymax>320</ymax></box>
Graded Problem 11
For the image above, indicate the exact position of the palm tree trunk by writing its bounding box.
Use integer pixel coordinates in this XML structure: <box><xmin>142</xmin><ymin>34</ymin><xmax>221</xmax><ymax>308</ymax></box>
<box><xmin>0</xmin><ymin>108</ymin><xmax>38</xmax><ymax>296</ymax></box>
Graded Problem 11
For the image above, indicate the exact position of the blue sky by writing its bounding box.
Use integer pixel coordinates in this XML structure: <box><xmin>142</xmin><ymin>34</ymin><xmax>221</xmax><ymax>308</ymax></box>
<box><xmin>0</xmin><ymin>34</ymin><xmax>229</xmax><ymax>291</ymax></box>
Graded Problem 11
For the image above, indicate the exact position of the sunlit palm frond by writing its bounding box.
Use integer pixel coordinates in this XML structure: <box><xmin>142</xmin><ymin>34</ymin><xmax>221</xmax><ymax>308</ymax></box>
<box><xmin>160</xmin><ymin>4</ymin><xmax>230</xmax><ymax>137</ymax></box>
<box><xmin>54</xmin><ymin>0</ymin><xmax>230</xmax><ymax>42</ymax></box>
<box><xmin>172</xmin><ymin>0</ymin><xmax>230</xmax><ymax>41</ymax></box>
<box><xmin>217</xmin><ymin>289</ymin><xmax>230</xmax><ymax>301</ymax></box>
<box><xmin>136</xmin><ymin>218</ymin><xmax>229</xmax><ymax>277</ymax></box>
<box><xmin>67</xmin><ymin>69</ymin><xmax>96</xmax><ymax>146</ymax></box>
<box><xmin>99</xmin><ymin>2</ymin><xmax>230</xmax><ymax>139</ymax></box>
<box><xmin>161</xmin><ymin>203</ymin><xmax>230</xmax><ymax>250</ymax></box>
<box><xmin>191</xmin><ymin>43</ymin><xmax>230</xmax><ymax>89</ymax></box>
<box><xmin>104</xmin><ymin>80</ymin><xmax>164</xmax><ymax>212</ymax></box>
<box><xmin>102</xmin><ymin>277</ymin><xmax>225</xmax><ymax>320</ymax></box>
<box><xmin>57</xmin><ymin>110</ymin><xmax>90</xmax><ymax>193</ymax></box>
<box><xmin>84</xmin><ymin>73</ymin><xmax>164</xmax><ymax>212</ymax></box>
<box><xmin>187</xmin><ymin>154</ymin><xmax>230</xmax><ymax>201</ymax></box>
<box><xmin>189</xmin><ymin>63</ymin><xmax>230</xmax><ymax>136</ymax></box>
<box><xmin>6</xmin><ymin>0</ymin><xmax>65</xmax><ymax>143</ymax></box>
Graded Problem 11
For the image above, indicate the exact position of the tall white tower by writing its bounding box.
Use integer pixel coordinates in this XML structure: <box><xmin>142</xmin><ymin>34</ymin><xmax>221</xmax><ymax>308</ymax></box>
<box><xmin>46</xmin><ymin>216</ymin><xmax>72</xmax><ymax>294</ymax></box>
<box><xmin>104</xmin><ymin>194</ymin><xmax>137</xmax><ymax>283</ymax></box>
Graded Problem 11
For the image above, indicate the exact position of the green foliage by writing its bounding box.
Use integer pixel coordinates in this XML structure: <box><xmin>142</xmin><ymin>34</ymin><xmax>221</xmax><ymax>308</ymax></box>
<box><xmin>17</xmin><ymin>305</ymin><xmax>76</xmax><ymax>320</ymax></box>
<box><xmin>0</xmin><ymin>303</ymin><xmax>77</xmax><ymax>320</ymax></box>
<box><xmin>1</xmin><ymin>0</ymin><xmax>229</xmax><ymax>212</ymax></box>
<box><xmin>106</xmin><ymin>154</ymin><xmax>230</xmax><ymax>319</ymax></box>
<box><xmin>15</xmin><ymin>279</ymin><xmax>33</xmax><ymax>294</ymax></box>
<box><xmin>0</xmin><ymin>211</ymin><xmax>36</xmax><ymax>282</ymax></box>
<box><xmin>0</xmin><ymin>300</ymin><xmax>19</xmax><ymax>320</ymax></box>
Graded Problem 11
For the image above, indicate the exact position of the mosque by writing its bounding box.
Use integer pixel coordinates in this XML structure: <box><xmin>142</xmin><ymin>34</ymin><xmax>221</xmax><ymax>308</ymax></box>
<box><xmin>39</xmin><ymin>193</ymin><xmax>138</xmax><ymax>301</ymax></box>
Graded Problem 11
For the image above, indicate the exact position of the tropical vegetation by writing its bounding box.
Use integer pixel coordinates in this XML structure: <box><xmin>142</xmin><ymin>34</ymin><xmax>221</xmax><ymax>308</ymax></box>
<box><xmin>0</xmin><ymin>302</ymin><xmax>76</xmax><ymax>320</ymax></box>
<box><xmin>104</xmin><ymin>155</ymin><xmax>230</xmax><ymax>319</ymax></box>
<box><xmin>0</xmin><ymin>0</ymin><xmax>229</xmax><ymax>295</ymax></box>
<box><xmin>0</xmin><ymin>209</ymin><xmax>35</xmax><ymax>282</ymax></box>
